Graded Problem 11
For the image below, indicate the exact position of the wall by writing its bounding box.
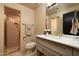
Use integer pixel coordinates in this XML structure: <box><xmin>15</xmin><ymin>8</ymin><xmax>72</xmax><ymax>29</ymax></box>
<box><xmin>49</xmin><ymin>4</ymin><xmax>79</xmax><ymax>34</ymax></box>
<box><xmin>0</xmin><ymin>4</ymin><xmax>5</xmax><ymax>55</ymax></box>
<box><xmin>35</xmin><ymin>4</ymin><xmax>46</xmax><ymax>35</ymax></box>
<box><xmin>0</xmin><ymin>3</ymin><xmax>35</xmax><ymax>55</ymax></box>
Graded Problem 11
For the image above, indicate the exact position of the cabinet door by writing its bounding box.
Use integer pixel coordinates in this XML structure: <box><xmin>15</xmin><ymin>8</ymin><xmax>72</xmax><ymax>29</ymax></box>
<box><xmin>36</xmin><ymin>37</ymin><xmax>72</xmax><ymax>56</ymax></box>
<box><xmin>36</xmin><ymin>43</ymin><xmax>50</xmax><ymax>56</ymax></box>
<box><xmin>73</xmin><ymin>48</ymin><xmax>79</xmax><ymax>56</ymax></box>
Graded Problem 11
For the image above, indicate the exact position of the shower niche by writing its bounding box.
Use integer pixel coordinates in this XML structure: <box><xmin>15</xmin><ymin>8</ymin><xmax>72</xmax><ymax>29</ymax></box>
<box><xmin>4</xmin><ymin>6</ymin><xmax>21</xmax><ymax>54</ymax></box>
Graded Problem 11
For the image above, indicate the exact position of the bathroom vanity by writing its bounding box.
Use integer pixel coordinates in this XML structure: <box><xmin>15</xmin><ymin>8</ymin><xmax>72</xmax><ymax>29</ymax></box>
<box><xmin>36</xmin><ymin>35</ymin><xmax>79</xmax><ymax>56</ymax></box>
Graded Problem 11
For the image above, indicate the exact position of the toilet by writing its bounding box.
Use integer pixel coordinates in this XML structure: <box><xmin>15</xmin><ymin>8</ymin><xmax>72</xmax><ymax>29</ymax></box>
<box><xmin>25</xmin><ymin>42</ymin><xmax>36</xmax><ymax>56</ymax></box>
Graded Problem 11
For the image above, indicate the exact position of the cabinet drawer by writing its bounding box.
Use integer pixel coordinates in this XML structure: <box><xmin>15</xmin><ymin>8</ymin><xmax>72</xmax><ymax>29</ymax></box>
<box><xmin>36</xmin><ymin>37</ymin><xmax>72</xmax><ymax>56</ymax></box>
<box><xmin>36</xmin><ymin>43</ymin><xmax>62</xmax><ymax>56</ymax></box>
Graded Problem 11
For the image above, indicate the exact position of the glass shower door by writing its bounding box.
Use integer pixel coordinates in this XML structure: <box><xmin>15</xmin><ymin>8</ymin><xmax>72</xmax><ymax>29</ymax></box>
<box><xmin>5</xmin><ymin>16</ymin><xmax>20</xmax><ymax>53</ymax></box>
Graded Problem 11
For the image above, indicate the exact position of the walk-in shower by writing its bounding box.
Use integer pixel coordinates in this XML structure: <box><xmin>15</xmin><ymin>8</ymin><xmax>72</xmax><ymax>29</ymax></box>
<box><xmin>4</xmin><ymin>6</ymin><xmax>21</xmax><ymax>54</ymax></box>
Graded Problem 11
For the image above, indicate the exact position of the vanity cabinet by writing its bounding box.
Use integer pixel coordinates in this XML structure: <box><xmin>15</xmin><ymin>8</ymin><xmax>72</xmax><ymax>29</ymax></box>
<box><xmin>36</xmin><ymin>37</ymin><xmax>72</xmax><ymax>56</ymax></box>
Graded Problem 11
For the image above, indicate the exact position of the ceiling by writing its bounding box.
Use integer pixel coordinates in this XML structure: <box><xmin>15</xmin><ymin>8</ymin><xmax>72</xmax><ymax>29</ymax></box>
<box><xmin>20</xmin><ymin>3</ymin><xmax>41</xmax><ymax>10</ymax></box>
<box><xmin>46</xmin><ymin>3</ymin><xmax>79</xmax><ymax>16</ymax></box>
<box><xmin>20</xmin><ymin>3</ymin><xmax>79</xmax><ymax>15</ymax></box>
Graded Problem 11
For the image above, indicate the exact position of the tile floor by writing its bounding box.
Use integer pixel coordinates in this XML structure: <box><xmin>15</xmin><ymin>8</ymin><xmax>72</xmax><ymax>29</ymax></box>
<box><xmin>5</xmin><ymin>50</ymin><xmax>25</xmax><ymax>56</ymax></box>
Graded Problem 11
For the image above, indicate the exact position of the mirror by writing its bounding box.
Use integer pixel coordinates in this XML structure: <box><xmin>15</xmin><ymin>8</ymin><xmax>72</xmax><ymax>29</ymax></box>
<box><xmin>46</xmin><ymin>3</ymin><xmax>79</xmax><ymax>36</ymax></box>
<box><xmin>46</xmin><ymin>3</ymin><xmax>62</xmax><ymax>35</ymax></box>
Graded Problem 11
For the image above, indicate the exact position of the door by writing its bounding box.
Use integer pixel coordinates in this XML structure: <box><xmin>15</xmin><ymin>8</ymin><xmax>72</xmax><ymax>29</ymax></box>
<box><xmin>4</xmin><ymin>7</ymin><xmax>21</xmax><ymax>53</ymax></box>
<box><xmin>5</xmin><ymin>16</ymin><xmax>20</xmax><ymax>53</ymax></box>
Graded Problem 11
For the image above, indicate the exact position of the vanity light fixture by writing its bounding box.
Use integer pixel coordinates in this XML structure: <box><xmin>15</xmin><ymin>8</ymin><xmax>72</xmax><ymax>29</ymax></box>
<box><xmin>47</xmin><ymin>3</ymin><xmax>56</xmax><ymax>8</ymax></box>
<box><xmin>46</xmin><ymin>3</ymin><xmax>53</xmax><ymax>7</ymax></box>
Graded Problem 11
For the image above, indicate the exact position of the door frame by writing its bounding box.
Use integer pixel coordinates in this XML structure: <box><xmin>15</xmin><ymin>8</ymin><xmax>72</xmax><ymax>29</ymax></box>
<box><xmin>4</xmin><ymin>6</ymin><xmax>21</xmax><ymax>54</ymax></box>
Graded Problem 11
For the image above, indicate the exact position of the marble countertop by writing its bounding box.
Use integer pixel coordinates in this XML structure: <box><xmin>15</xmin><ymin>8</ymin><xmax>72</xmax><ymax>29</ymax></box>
<box><xmin>36</xmin><ymin>35</ymin><xmax>79</xmax><ymax>49</ymax></box>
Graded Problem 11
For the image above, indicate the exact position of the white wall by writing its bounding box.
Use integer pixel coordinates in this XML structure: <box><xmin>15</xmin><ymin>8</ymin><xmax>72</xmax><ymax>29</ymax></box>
<box><xmin>35</xmin><ymin>4</ymin><xmax>46</xmax><ymax>35</ymax></box>
<box><xmin>0</xmin><ymin>4</ymin><xmax>5</xmax><ymax>55</ymax></box>
<box><xmin>0</xmin><ymin>3</ymin><xmax>35</xmax><ymax>55</ymax></box>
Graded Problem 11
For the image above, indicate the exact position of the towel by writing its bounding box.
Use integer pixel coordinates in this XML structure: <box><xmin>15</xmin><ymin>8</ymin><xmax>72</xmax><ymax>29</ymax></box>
<box><xmin>70</xmin><ymin>18</ymin><xmax>79</xmax><ymax>35</ymax></box>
